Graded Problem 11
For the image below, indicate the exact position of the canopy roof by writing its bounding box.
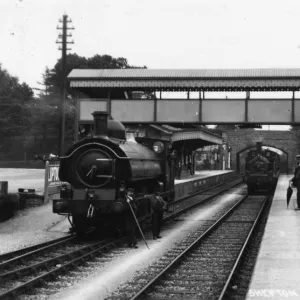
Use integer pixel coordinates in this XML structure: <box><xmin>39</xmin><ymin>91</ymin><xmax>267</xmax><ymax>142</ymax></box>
<box><xmin>149</xmin><ymin>124</ymin><xmax>223</xmax><ymax>145</ymax></box>
<box><xmin>68</xmin><ymin>68</ymin><xmax>300</xmax><ymax>91</ymax></box>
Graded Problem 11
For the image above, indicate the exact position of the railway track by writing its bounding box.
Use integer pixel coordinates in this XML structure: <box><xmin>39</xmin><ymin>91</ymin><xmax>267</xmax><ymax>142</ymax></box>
<box><xmin>0</xmin><ymin>235</ymin><xmax>75</xmax><ymax>263</ymax></box>
<box><xmin>0</xmin><ymin>236</ymin><xmax>125</xmax><ymax>300</ymax></box>
<box><xmin>0</xmin><ymin>176</ymin><xmax>242</xmax><ymax>300</ymax></box>
<box><xmin>107</xmin><ymin>194</ymin><xmax>269</xmax><ymax>300</ymax></box>
<box><xmin>0</xmin><ymin>175</ymin><xmax>242</xmax><ymax>263</ymax></box>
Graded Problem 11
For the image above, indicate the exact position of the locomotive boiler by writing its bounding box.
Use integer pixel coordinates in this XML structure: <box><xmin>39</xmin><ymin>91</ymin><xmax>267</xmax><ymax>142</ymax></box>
<box><xmin>53</xmin><ymin>111</ymin><xmax>176</xmax><ymax>233</ymax></box>
<box><xmin>243</xmin><ymin>142</ymin><xmax>280</xmax><ymax>194</ymax></box>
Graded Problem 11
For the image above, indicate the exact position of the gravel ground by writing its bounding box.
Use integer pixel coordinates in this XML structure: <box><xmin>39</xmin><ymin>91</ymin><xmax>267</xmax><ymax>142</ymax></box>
<box><xmin>0</xmin><ymin>168</ymin><xmax>68</xmax><ymax>254</ymax></box>
<box><xmin>48</xmin><ymin>186</ymin><xmax>246</xmax><ymax>300</ymax></box>
<box><xmin>0</xmin><ymin>168</ymin><xmax>45</xmax><ymax>194</ymax></box>
<box><xmin>0</xmin><ymin>201</ymin><xmax>68</xmax><ymax>254</ymax></box>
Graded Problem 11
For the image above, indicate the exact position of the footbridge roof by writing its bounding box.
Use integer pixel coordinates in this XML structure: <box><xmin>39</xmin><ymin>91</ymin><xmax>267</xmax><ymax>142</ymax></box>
<box><xmin>68</xmin><ymin>68</ymin><xmax>300</xmax><ymax>91</ymax></box>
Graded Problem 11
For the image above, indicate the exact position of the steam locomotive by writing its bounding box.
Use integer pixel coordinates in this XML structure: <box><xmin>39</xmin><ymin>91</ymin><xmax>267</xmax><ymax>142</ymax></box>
<box><xmin>53</xmin><ymin>111</ymin><xmax>176</xmax><ymax>234</ymax></box>
<box><xmin>243</xmin><ymin>142</ymin><xmax>280</xmax><ymax>194</ymax></box>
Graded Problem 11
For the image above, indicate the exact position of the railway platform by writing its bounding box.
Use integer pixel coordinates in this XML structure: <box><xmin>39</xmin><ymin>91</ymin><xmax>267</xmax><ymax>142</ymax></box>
<box><xmin>174</xmin><ymin>170</ymin><xmax>237</xmax><ymax>201</ymax></box>
<box><xmin>246</xmin><ymin>174</ymin><xmax>300</xmax><ymax>299</ymax></box>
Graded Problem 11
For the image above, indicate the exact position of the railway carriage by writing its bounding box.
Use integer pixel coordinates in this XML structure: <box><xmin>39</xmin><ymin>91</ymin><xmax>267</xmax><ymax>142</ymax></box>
<box><xmin>53</xmin><ymin>111</ymin><xmax>176</xmax><ymax>234</ymax></box>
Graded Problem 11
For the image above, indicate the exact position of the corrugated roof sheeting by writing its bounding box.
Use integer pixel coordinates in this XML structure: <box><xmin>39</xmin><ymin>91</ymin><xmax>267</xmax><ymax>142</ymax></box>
<box><xmin>70</xmin><ymin>79</ymin><xmax>300</xmax><ymax>90</ymax></box>
<box><xmin>171</xmin><ymin>131</ymin><xmax>223</xmax><ymax>145</ymax></box>
<box><xmin>149</xmin><ymin>125</ymin><xmax>173</xmax><ymax>134</ymax></box>
<box><xmin>161</xmin><ymin>125</ymin><xmax>182</xmax><ymax>132</ymax></box>
<box><xmin>68</xmin><ymin>68</ymin><xmax>300</xmax><ymax>79</ymax></box>
<box><xmin>149</xmin><ymin>125</ymin><xmax>222</xmax><ymax>144</ymax></box>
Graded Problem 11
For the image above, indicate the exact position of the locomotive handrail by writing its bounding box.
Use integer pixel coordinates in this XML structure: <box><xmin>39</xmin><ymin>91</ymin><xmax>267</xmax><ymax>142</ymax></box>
<box><xmin>96</xmin><ymin>158</ymin><xmax>113</xmax><ymax>161</ymax></box>
<box><xmin>61</xmin><ymin>142</ymin><xmax>164</xmax><ymax>161</ymax></box>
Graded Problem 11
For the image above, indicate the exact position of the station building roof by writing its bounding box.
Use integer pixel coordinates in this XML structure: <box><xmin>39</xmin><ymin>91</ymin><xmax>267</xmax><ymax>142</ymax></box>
<box><xmin>149</xmin><ymin>124</ymin><xmax>223</xmax><ymax>145</ymax></box>
<box><xmin>68</xmin><ymin>68</ymin><xmax>300</xmax><ymax>91</ymax></box>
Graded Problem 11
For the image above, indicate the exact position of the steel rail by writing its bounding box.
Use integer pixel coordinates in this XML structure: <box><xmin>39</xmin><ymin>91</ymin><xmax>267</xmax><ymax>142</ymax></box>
<box><xmin>0</xmin><ymin>176</ymin><xmax>242</xmax><ymax>300</ymax></box>
<box><xmin>0</xmin><ymin>235</ymin><xmax>75</xmax><ymax>263</ymax></box>
<box><xmin>0</xmin><ymin>235</ymin><xmax>76</xmax><ymax>272</ymax></box>
<box><xmin>0</xmin><ymin>238</ymin><xmax>113</xmax><ymax>281</ymax></box>
<box><xmin>217</xmin><ymin>195</ymin><xmax>270</xmax><ymax>300</ymax></box>
<box><xmin>0</xmin><ymin>176</ymin><xmax>241</xmax><ymax>266</ymax></box>
<box><xmin>129</xmin><ymin>194</ymin><xmax>249</xmax><ymax>300</ymax></box>
<box><xmin>0</xmin><ymin>237</ymin><xmax>127</xmax><ymax>300</ymax></box>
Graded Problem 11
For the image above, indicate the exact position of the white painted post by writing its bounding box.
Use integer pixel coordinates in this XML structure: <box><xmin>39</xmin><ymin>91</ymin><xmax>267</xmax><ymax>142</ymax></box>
<box><xmin>0</xmin><ymin>181</ymin><xmax>8</xmax><ymax>197</ymax></box>
<box><xmin>44</xmin><ymin>161</ymin><xmax>49</xmax><ymax>204</ymax></box>
<box><xmin>228</xmin><ymin>152</ymin><xmax>231</xmax><ymax>169</ymax></box>
<box><xmin>223</xmin><ymin>156</ymin><xmax>225</xmax><ymax>170</ymax></box>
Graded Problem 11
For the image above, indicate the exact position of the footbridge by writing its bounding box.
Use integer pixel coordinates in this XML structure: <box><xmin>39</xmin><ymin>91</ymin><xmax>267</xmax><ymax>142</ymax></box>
<box><xmin>68</xmin><ymin>68</ymin><xmax>300</xmax><ymax>126</ymax></box>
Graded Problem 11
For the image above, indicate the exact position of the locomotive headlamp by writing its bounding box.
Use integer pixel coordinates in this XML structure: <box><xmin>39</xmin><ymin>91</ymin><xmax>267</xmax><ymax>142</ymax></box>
<box><xmin>153</xmin><ymin>141</ymin><xmax>164</xmax><ymax>153</ymax></box>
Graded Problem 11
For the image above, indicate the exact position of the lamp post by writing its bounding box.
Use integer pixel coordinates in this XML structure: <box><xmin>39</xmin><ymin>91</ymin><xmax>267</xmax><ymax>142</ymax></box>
<box><xmin>228</xmin><ymin>145</ymin><xmax>232</xmax><ymax>170</ymax></box>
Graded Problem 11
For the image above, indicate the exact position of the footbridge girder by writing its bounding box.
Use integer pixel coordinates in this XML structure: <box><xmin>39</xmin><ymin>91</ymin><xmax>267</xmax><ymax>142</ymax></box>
<box><xmin>68</xmin><ymin>68</ymin><xmax>300</xmax><ymax>126</ymax></box>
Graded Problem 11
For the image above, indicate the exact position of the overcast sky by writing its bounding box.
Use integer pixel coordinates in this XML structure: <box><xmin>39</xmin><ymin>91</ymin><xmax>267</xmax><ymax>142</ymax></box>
<box><xmin>2</xmin><ymin>0</ymin><xmax>300</xmax><ymax>88</ymax></box>
<box><xmin>1</xmin><ymin>0</ymin><xmax>299</xmax><ymax>129</ymax></box>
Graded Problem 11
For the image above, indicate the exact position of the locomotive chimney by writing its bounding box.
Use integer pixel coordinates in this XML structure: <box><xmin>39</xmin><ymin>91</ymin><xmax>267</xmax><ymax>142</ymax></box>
<box><xmin>256</xmin><ymin>142</ymin><xmax>262</xmax><ymax>154</ymax></box>
<box><xmin>92</xmin><ymin>111</ymin><xmax>109</xmax><ymax>138</ymax></box>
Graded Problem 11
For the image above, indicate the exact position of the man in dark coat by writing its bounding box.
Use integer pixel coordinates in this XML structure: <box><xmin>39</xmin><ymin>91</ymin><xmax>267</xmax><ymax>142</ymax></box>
<box><xmin>291</xmin><ymin>155</ymin><xmax>300</xmax><ymax>211</ymax></box>
<box><xmin>125</xmin><ymin>188</ymin><xmax>139</xmax><ymax>248</ymax></box>
<box><xmin>146</xmin><ymin>193</ymin><xmax>167</xmax><ymax>239</ymax></box>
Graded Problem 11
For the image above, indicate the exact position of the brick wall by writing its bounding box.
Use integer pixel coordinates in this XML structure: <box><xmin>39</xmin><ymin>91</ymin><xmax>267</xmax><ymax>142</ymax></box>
<box><xmin>223</xmin><ymin>130</ymin><xmax>300</xmax><ymax>174</ymax></box>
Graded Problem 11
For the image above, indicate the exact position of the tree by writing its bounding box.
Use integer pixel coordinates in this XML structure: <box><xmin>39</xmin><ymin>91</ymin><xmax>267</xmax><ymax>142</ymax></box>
<box><xmin>0</xmin><ymin>64</ymin><xmax>34</xmax><ymax>136</ymax></box>
<box><xmin>28</xmin><ymin>54</ymin><xmax>146</xmax><ymax>154</ymax></box>
<box><xmin>46</xmin><ymin>53</ymin><xmax>146</xmax><ymax>101</ymax></box>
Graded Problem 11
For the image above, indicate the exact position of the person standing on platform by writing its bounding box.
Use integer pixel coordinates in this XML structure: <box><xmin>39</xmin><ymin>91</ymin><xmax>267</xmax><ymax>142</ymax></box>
<box><xmin>146</xmin><ymin>192</ymin><xmax>167</xmax><ymax>239</ymax></box>
<box><xmin>291</xmin><ymin>155</ymin><xmax>300</xmax><ymax>211</ymax></box>
<box><xmin>187</xmin><ymin>160</ymin><xmax>192</xmax><ymax>176</ymax></box>
<box><xmin>177</xmin><ymin>160</ymin><xmax>182</xmax><ymax>179</ymax></box>
<box><xmin>125</xmin><ymin>188</ymin><xmax>139</xmax><ymax>248</ymax></box>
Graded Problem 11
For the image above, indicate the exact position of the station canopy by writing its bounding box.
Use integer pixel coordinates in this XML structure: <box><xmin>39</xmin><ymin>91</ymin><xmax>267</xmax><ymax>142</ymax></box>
<box><xmin>150</xmin><ymin>124</ymin><xmax>222</xmax><ymax>145</ymax></box>
<box><xmin>68</xmin><ymin>68</ymin><xmax>300</xmax><ymax>91</ymax></box>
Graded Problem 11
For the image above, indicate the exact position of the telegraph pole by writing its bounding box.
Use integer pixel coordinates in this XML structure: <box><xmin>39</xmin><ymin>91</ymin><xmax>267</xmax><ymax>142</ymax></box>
<box><xmin>56</xmin><ymin>14</ymin><xmax>74</xmax><ymax>156</ymax></box>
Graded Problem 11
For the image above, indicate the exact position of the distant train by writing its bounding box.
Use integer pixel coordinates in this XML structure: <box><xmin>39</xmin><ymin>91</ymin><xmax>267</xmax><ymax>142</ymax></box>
<box><xmin>243</xmin><ymin>142</ymin><xmax>280</xmax><ymax>194</ymax></box>
<box><xmin>52</xmin><ymin>111</ymin><xmax>177</xmax><ymax>234</ymax></box>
